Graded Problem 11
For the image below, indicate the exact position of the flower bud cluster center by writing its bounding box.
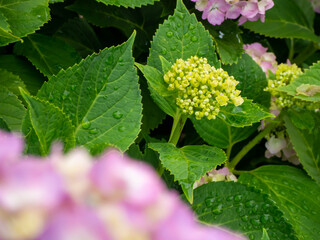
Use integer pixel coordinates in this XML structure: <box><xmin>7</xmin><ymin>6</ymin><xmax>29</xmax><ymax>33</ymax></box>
<box><xmin>164</xmin><ymin>56</ymin><xmax>243</xmax><ymax>120</ymax></box>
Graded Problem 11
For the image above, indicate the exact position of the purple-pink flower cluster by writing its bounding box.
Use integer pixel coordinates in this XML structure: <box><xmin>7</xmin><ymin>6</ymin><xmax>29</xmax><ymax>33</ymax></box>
<box><xmin>0</xmin><ymin>131</ymin><xmax>245</xmax><ymax>240</ymax></box>
<box><xmin>310</xmin><ymin>0</ymin><xmax>320</xmax><ymax>13</ymax></box>
<box><xmin>243</xmin><ymin>42</ymin><xmax>277</xmax><ymax>75</ymax></box>
<box><xmin>191</xmin><ymin>0</ymin><xmax>274</xmax><ymax>25</ymax></box>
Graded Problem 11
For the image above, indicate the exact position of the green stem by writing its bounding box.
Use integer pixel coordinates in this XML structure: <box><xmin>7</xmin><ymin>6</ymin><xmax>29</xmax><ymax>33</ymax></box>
<box><xmin>226</xmin><ymin>144</ymin><xmax>233</xmax><ymax>161</ymax></box>
<box><xmin>168</xmin><ymin>109</ymin><xmax>188</xmax><ymax>145</ymax></box>
<box><xmin>293</xmin><ymin>43</ymin><xmax>317</xmax><ymax>65</ymax></box>
<box><xmin>288</xmin><ymin>39</ymin><xmax>294</xmax><ymax>62</ymax></box>
<box><xmin>158</xmin><ymin>109</ymin><xmax>188</xmax><ymax>176</ymax></box>
<box><xmin>228</xmin><ymin>119</ymin><xmax>280</xmax><ymax>171</ymax></box>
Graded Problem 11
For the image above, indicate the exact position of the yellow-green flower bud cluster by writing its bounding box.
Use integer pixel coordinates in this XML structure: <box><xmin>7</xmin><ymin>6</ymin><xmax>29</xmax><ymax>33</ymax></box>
<box><xmin>163</xmin><ymin>56</ymin><xmax>244</xmax><ymax>120</ymax></box>
<box><xmin>265</xmin><ymin>63</ymin><xmax>320</xmax><ymax>110</ymax></box>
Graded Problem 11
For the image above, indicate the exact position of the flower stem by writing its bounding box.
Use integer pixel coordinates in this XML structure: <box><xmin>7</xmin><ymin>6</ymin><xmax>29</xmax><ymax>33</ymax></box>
<box><xmin>288</xmin><ymin>38</ymin><xmax>294</xmax><ymax>62</ymax></box>
<box><xmin>228</xmin><ymin>119</ymin><xmax>280</xmax><ymax>171</ymax></box>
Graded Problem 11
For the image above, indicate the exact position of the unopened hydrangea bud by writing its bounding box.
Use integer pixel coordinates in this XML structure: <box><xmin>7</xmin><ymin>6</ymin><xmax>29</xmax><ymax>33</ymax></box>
<box><xmin>264</xmin><ymin>63</ymin><xmax>320</xmax><ymax>110</ymax></box>
<box><xmin>164</xmin><ymin>56</ymin><xmax>244</xmax><ymax>120</ymax></box>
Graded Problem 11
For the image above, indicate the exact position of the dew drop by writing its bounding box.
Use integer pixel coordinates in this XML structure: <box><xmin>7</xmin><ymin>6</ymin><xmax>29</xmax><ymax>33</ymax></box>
<box><xmin>245</xmin><ymin>200</ymin><xmax>255</xmax><ymax>208</ymax></box>
<box><xmin>118</xmin><ymin>126</ymin><xmax>126</xmax><ymax>132</ymax></box>
<box><xmin>171</xmin><ymin>45</ymin><xmax>177</xmax><ymax>51</ymax></box>
<box><xmin>205</xmin><ymin>197</ymin><xmax>215</xmax><ymax>207</ymax></box>
<box><xmin>191</xmin><ymin>36</ymin><xmax>198</xmax><ymax>42</ymax></box>
<box><xmin>234</xmin><ymin>194</ymin><xmax>243</xmax><ymax>202</ymax></box>
<box><xmin>250</xmin><ymin>218</ymin><xmax>260</xmax><ymax>226</ymax></box>
<box><xmin>226</xmin><ymin>196</ymin><xmax>233</xmax><ymax>201</ymax></box>
<box><xmin>114</xmin><ymin>86</ymin><xmax>119</xmax><ymax>90</ymax></box>
<box><xmin>118</xmin><ymin>58</ymin><xmax>123</xmax><ymax>62</ymax></box>
<box><xmin>249</xmin><ymin>234</ymin><xmax>255</xmax><ymax>240</ymax></box>
<box><xmin>260</xmin><ymin>214</ymin><xmax>271</xmax><ymax>224</ymax></box>
<box><xmin>82</xmin><ymin>119</ymin><xmax>91</xmax><ymax>129</ymax></box>
<box><xmin>89</xmin><ymin>128</ymin><xmax>98</xmax><ymax>134</ymax></box>
<box><xmin>62</xmin><ymin>90</ymin><xmax>70</xmax><ymax>100</ymax></box>
<box><xmin>105</xmin><ymin>55</ymin><xmax>114</xmax><ymax>65</ymax></box>
<box><xmin>241</xmin><ymin>215</ymin><xmax>249</xmax><ymax>222</ymax></box>
<box><xmin>166</xmin><ymin>31</ymin><xmax>173</xmax><ymax>37</ymax></box>
<box><xmin>112</xmin><ymin>111</ymin><xmax>123</xmax><ymax>119</ymax></box>
<box><xmin>189</xmin><ymin>24</ymin><xmax>195</xmax><ymax>30</ymax></box>
<box><xmin>161</xmin><ymin>48</ymin><xmax>167</xmax><ymax>55</ymax></box>
<box><xmin>212</xmin><ymin>203</ymin><xmax>223</xmax><ymax>215</ymax></box>
<box><xmin>176</xmin><ymin>11</ymin><xmax>184</xmax><ymax>19</ymax></box>
<box><xmin>70</xmin><ymin>85</ymin><xmax>76</xmax><ymax>91</ymax></box>
<box><xmin>119</xmin><ymin>63</ymin><xmax>124</xmax><ymax>66</ymax></box>
<box><xmin>177</xmin><ymin>22</ymin><xmax>181</xmax><ymax>27</ymax></box>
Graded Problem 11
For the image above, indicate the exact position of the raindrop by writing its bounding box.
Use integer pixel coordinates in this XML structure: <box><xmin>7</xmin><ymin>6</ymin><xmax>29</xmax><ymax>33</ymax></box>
<box><xmin>37</xmin><ymin>15</ymin><xmax>42</xmax><ymax>18</ymax></box>
<box><xmin>177</xmin><ymin>22</ymin><xmax>181</xmax><ymax>27</ymax></box>
<box><xmin>89</xmin><ymin>128</ymin><xmax>98</xmax><ymax>134</ymax></box>
<box><xmin>114</xmin><ymin>86</ymin><xmax>119</xmax><ymax>90</ymax></box>
<box><xmin>70</xmin><ymin>85</ymin><xmax>76</xmax><ymax>91</ymax></box>
<box><xmin>226</xmin><ymin>196</ymin><xmax>233</xmax><ymax>201</ymax></box>
<box><xmin>189</xmin><ymin>24</ymin><xmax>195</xmax><ymax>30</ymax></box>
<box><xmin>249</xmin><ymin>234</ymin><xmax>255</xmax><ymax>240</ymax></box>
<box><xmin>175</xmin><ymin>11</ymin><xmax>184</xmax><ymax>19</ymax></box>
<box><xmin>166</xmin><ymin>31</ymin><xmax>173</xmax><ymax>37</ymax></box>
<box><xmin>119</xmin><ymin>63</ymin><xmax>124</xmax><ymax>66</ymax></box>
<box><xmin>250</xmin><ymin>218</ymin><xmax>260</xmax><ymax>226</ymax></box>
<box><xmin>112</xmin><ymin>111</ymin><xmax>123</xmax><ymax>119</ymax></box>
<box><xmin>161</xmin><ymin>48</ymin><xmax>167</xmax><ymax>55</ymax></box>
<box><xmin>105</xmin><ymin>55</ymin><xmax>114</xmax><ymax>65</ymax></box>
<box><xmin>260</xmin><ymin>214</ymin><xmax>271</xmax><ymax>224</ymax></box>
<box><xmin>82</xmin><ymin>119</ymin><xmax>91</xmax><ymax>129</ymax></box>
<box><xmin>118</xmin><ymin>58</ymin><xmax>124</xmax><ymax>62</ymax></box>
<box><xmin>245</xmin><ymin>200</ymin><xmax>255</xmax><ymax>208</ymax></box>
<box><xmin>218</xmin><ymin>31</ymin><xmax>224</xmax><ymax>39</ymax></box>
<box><xmin>103</xmin><ymin>67</ymin><xmax>107</xmax><ymax>71</ymax></box>
<box><xmin>212</xmin><ymin>203</ymin><xmax>223</xmax><ymax>215</ymax></box>
<box><xmin>234</xmin><ymin>194</ymin><xmax>243</xmax><ymax>202</ymax></box>
<box><xmin>62</xmin><ymin>90</ymin><xmax>70</xmax><ymax>100</ymax></box>
<box><xmin>118</xmin><ymin>126</ymin><xmax>126</xmax><ymax>132</ymax></box>
<box><xmin>205</xmin><ymin>197</ymin><xmax>215</xmax><ymax>207</ymax></box>
<box><xmin>241</xmin><ymin>215</ymin><xmax>249</xmax><ymax>222</ymax></box>
<box><xmin>191</xmin><ymin>36</ymin><xmax>198</xmax><ymax>42</ymax></box>
<box><xmin>171</xmin><ymin>45</ymin><xmax>177</xmax><ymax>51</ymax></box>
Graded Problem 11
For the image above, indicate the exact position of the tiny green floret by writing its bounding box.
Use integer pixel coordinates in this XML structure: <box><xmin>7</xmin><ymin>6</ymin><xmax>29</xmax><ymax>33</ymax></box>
<box><xmin>163</xmin><ymin>56</ymin><xmax>244</xmax><ymax>120</ymax></box>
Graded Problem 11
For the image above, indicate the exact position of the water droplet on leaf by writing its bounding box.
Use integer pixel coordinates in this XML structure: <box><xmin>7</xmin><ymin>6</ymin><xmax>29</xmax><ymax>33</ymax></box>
<box><xmin>166</xmin><ymin>31</ymin><xmax>173</xmax><ymax>37</ymax></box>
<box><xmin>112</xmin><ymin>111</ymin><xmax>123</xmax><ymax>119</ymax></box>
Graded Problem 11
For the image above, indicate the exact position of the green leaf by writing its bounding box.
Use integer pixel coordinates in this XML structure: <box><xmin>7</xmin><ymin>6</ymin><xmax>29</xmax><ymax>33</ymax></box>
<box><xmin>37</xmin><ymin>33</ymin><xmax>142</xmax><ymax>153</ymax></box>
<box><xmin>239</xmin><ymin>165</ymin><xmax>320</xmax><ymax>240</ymax></box>
<box><xmin>135</xmin><ymin>63</ymin><xmax>176</xmax><ymax>117</ymax></box>
<box><xmin>0</xmin><ymin>0</ymin><xmax>50</xmax><ymax>46</ymax></box>
<box><xmin>0</xmin><ymin>117</ymin><xmax>10</xmax><ymax>131</ymax></box>
<box><xmin>54</xmin><ymin>17</ymin><xmax>101</xmax><ymax>58</ymax></box>
<box><xmin>20</xmin><ymin>89</ymin><xmax>75</xmax><ymax>155</ymax></box>
<box><xmin>0</xmin><ymin>68</ymin><xmax>27</xmax><ymax>97</ymax></box>
<box><xmin>191</xmin><ymin>117</ymin><xmax>258</xmax><ymax>149</ymax></box>
<box><xmin>278</xmin><ymin>61</ymin><xmax>320</xmax><ymax>102</ymax></box>
<box><xmin>192</xmin><ymin>182</ymin><xmax>297</xmax><ymax>240</ymax></box>
<box><xmin>285</xmin><ymin>109</ymin><xmax>315</xmax><ymax>132</ymax></box>
<box><xmin>14</xmin><ymin>34</ymin><xmax>81</xmax><ymax>77</ymax></box>
<box><xmin>205</xmin><ymin>20</ymin><xmax>244</xmax><ymax>65</ymax></box>
<box><xmin>149</xmin><ymin>143</ymin><xmax>227</xmax><ymax>203</ymax></box>
<box><xmin>147</xmin><ymin>0</ymin><xmax>219</xmax><ymax>71</ymax></box>
<box><xmin>0</xmin><ymin>55</ymin><xmax>46</xmax><ymax>95</ymax></box>
<box><xmin>49</xmin><ymin>0</ymin><xmax>64</xmax><ymax>3</ymax></box>
<box><xmin>67</xmin><ymin>0</ymin><xmax>157</xmax><ymax>53</ymax></box>
<box><xmin>261</xmin><ymin>229</ymin><xmax>270</xmax><ymax>240</ymax></box>
<box><xmin>96</xmin><ymin>0</ymin><xmax>159</xmax><ymax>8</ymax></box>
<box><xmin>243</xmin><ymin>0</ymin><xmax>320</xmax><ymax>43</ymax></box>
<box><xmin>0</xmin><ymin>88</ymin><xmax>26</xmax><ymax>131</ymax></box>
<box><xmin>284</xmin><ymin>113</ymin><xmax>320</xmax><ymax>185</ymax></box>
<box><xmin>223</xmin><ymin>54</ymin><xmax>270</xmax><ymax>108</ymax></box>
<box><xmin>218</xmin><ymin>99</ymin><xmax>273</xmax><ymax>127</ymax></box>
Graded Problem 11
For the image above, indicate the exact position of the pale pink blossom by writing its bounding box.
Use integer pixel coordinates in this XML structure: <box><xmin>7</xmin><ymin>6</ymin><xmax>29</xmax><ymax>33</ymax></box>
<box><xmin>244</xmin><ymin>42</ymin><xmax>277</xmax><ymax>75</ymax></box>
<box><xmin>310</xmin><ymin>0</ymin><xmax>320</xmax><ymax>13</ymax></box>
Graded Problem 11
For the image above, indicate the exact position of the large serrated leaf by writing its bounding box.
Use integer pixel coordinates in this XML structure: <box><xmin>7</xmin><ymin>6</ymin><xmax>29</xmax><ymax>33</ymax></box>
<box><xmin>149</xmin><ymin>143</ymin><xmax>226</xmax><ymax>203</ymax></box>
<box><xmin>0</xmin><ymin>68</ymin><xmax>26</xmax><ymax>97</ymax></box>
<box><xmin>0</xmin><ymin>117</ymin><xmax>9</xmax><ymax>131</ymax></box>
<box><xmin>0</xmin><ymin>55</ymin><xmax>46</xmax><ymax>95</ymax></box>
<box><xmin>205</xmin><ymin>20</ymin><xmax>244</xmax><ymax>65</ymax></box>
<box><xmin>0</xmin><ymin>0</ymin><xmax>50</xmax><ymax>46</ymax></box>
<box><xmin>191</xmin><ymin>117</ymin><xmax>258</xmax><ymax>149</ymax></box>
<box><xmin>21</xmin><ymin>90</ymin><xmax>75</xmax><ymax>155</ymax></box>
<box><xmin>239</xmin><ymin>165</ymin><xmax>320</xmax><ymax>240</ymax></box>
<box><xmin>223</xmin><ymin>54</ymin><xmax>270</xmax><ymax>108</ymax></box>
<box><xmin>96</xmin><ymin>0</ymin><xmax>159</xmax><ymax>8</ymax></box>
<box><xmin>37</xmin><ymin>33</ymin><xmax>142</xmax><ymax>153</ymax></box>
<box><xmin>284</xmin><ymin>112</ymin><xmax>320</xmax><ymax>185</ymax></box>
<box><xmin>14</xmin><ymin>34</ymin><xmax>81</xmax><ymax>77</ymax></box>
<box><xmin>278</xmin><ymin>61</ymin><xmax>320</xmax><ymax>102</ymax></box>
<box><xmin>192</xmin><ymin>182</ymin><xmax>297</xmax><ymax>240</ymax></box>
<box><xmin>0</xmin><ymin>88</ymin><xmax>26</xmax><ymax>131</ymax></box>
<box><xmin>243</xmin><ymin>0</ymin><xmax>320</xmax><ymax>43</ymax></box>
<box><xmin>147</xmin><ymin>0</ymin><xmax>219</xmax><ymax>71</ymax></box>
<box><xmin>218</xmin><ymin>99</ymin><xmax>273</xmax><ymax>127</ymax></box>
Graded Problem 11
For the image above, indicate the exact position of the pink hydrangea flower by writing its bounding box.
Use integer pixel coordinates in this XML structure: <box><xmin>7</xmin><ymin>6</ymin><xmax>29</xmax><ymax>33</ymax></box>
<box><xmin>243</xmin><ymin>42</ymin><xmax>277</xmax><ymax>75</ymax></box>
<box><xmin>191</xmin><ymin>0</ymin><xmax>274</xmax><ymax>26</ymax></box>
<box><xmin>0</xmin><ymin>131</ymin><xmax>246</xmax><ymax>240</ymax></box>
<box><xmin>310</xmin><ymin>0</ymin><xmax>320</xmax><ymax>13</ymax></box>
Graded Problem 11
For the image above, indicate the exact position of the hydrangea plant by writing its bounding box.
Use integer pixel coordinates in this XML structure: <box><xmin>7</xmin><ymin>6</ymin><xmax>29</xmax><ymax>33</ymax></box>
<box><xmin>0</xmin><ymin>0</ymin><xmax>320</xmax><ymax>239</ymax></box>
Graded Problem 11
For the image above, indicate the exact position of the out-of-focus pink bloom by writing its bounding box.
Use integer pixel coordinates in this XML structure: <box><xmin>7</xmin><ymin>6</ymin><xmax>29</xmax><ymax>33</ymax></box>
<box><xmin>36</xmin><ymin>206</ymin><xmax>111</xmax><ymax>240</ymax></box>
<box><xmin>0</xmin><ymin>131</ymin><xmax>246</xmax><ymax>240</ymax></box>
<box><xmin>193</xmin><ymin>167</ymin><xmax>237</xmax><ymax>189</ymax></box>
<box><xmin>202</xmin><ymin>0</ymin><xmax>230</xmax><ymax>25</ymax></box>
<box><xmin>310</xmin><ymin>0</ymin><xmax>320</xmax><ymax>13</ymax></box>
<box><xmin>244</xmin><ymin>42</ymin><xmax>277</xmax><ymax>75</ymax></box>
<box><xmin>194</xmin><ymin>0</ymin><xmax>209</xmax><ymax>11</ymax></box>
<box><xmin>265</xmin><ymin>135</ymin><xmax>287</xmax><ymax>157</ymax></box>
